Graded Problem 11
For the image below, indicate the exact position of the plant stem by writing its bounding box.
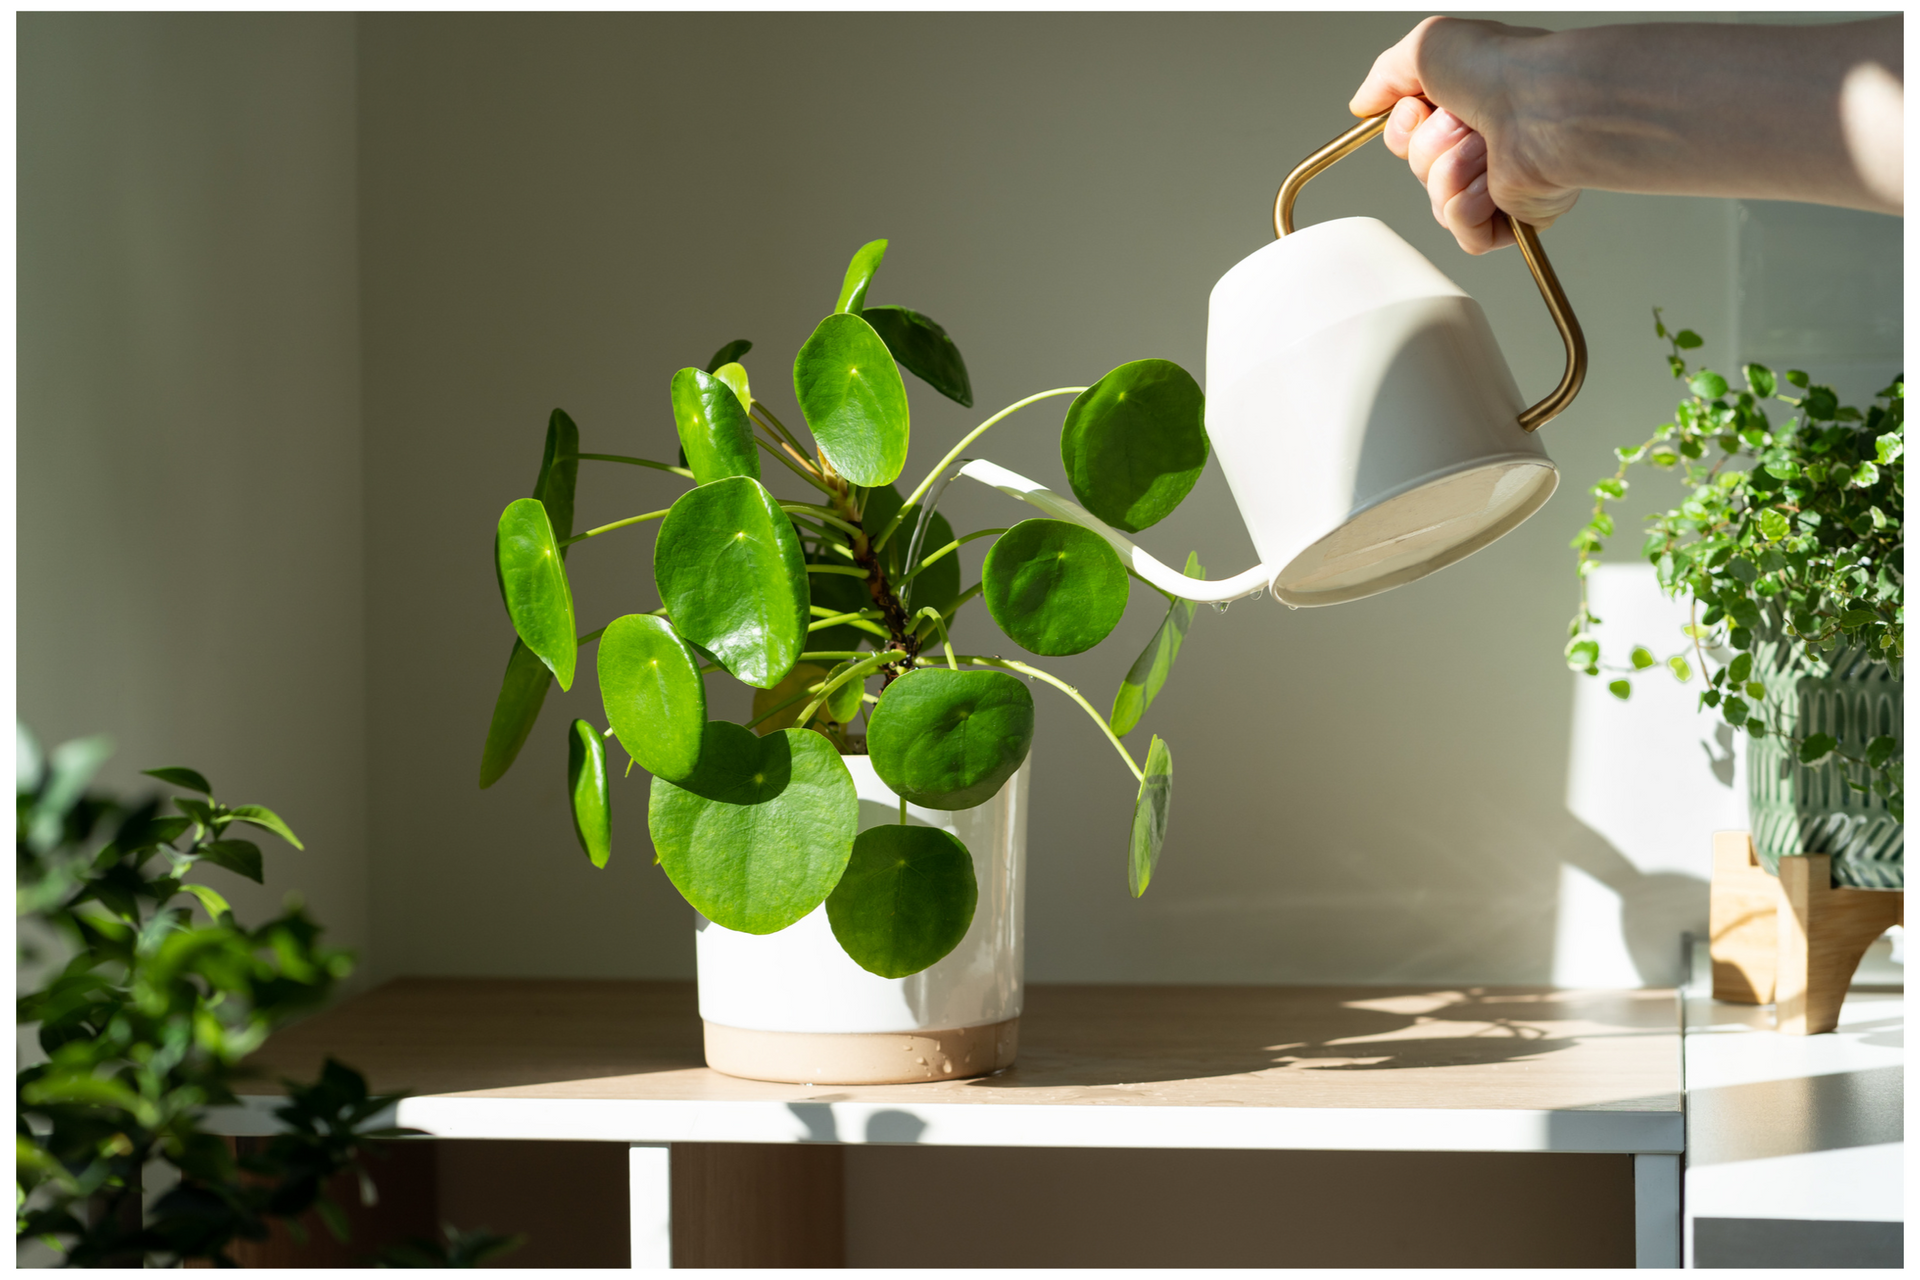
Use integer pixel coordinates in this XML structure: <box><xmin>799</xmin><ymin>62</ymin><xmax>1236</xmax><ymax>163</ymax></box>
<box><xmin>806</xmin><ymin>564</ymin><xmax>870</xmax><ymax>578</ymax></box>
<box><xmin>808</xmin><ymin>610</ymin><xmax>881</xmax><ymax>633</ymax></box>
<box><xmin>576</xmin><ymin>626</ymin><xmax>608</xmax><ymax>647</ymax></box>
<box><xmin>782</xmin><ymin>503</ymin><xmax>864</xmax><ymax>539</ymax></box>
<box><xmin>557</xmin><ymin>508</ymin><xmax>671</xmax><ymax>547</ymax></box>
<box><xmin>756</xmin><ymin>436</ymin><xmax>837</xmax><ymax>495</ymax></box>
<box><xmin>809</xmin><ymin>605</ymin><xmax>891</xmax><ymax>639</ymax></box>
<box><xmin>752</xmin><ymin>404</ymin><xmax>810</xmax><ymax>456</ymax></box>
<box><xmin>563</xmin><ymin>452</ymin><xmax>697</xmax><ymax>479</ymax></box>
<box><xmin>904</xmin><ymin>529</ymin><xmax>1008</xmax><ymax>581</ymax></box>
<box><xmin>915</xmin><ymin>608</ymin><xmax>959</xmax><ymax>670</ymax></box>
<box><xmin>795</xmin><ymin>649</ymin><xmax>906</xmax><ymax>727</ymax></box>
<box><xmin>951</xmin><ymin>654</ymin><xmax>1142</xmax><ymax>782</ymax></box>
<box><xmin>743</xmin><ymin>682</ymin><xmax>824</xmax><ymax>731</ymax></box>
<box><xmin>915</xmin><ymin>583</ymin><xmax>983</xmax><ymax>639</ymax></box>
<box><xmin>874</xmin><ymin>387</ymin><xmax>1088</xmax><ymax>553</ymax></box>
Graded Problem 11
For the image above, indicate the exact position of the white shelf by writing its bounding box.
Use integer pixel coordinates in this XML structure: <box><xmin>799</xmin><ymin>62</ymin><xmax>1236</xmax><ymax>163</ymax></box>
<box><xmin>1682</xmin><ymin>938</ymin><xmax>1903</xmax><ymax>1268</ymax></box>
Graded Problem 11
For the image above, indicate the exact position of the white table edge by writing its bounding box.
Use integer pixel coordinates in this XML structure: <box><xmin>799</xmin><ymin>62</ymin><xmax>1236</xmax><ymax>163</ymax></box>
<box><xmin>211</xmin><ymin>1093</ymin><xmax>1683</xmax><ymax>1154</ymax></box>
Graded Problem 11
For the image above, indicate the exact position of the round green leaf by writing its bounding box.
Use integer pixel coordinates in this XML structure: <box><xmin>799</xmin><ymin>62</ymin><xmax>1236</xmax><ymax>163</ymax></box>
<box><xmin>705</xmin><ymin>339</ymin><xmax>752</xmax><ymax>373</ymax></box>
<box><xmin>1128</xmin><ymin>734</ymin><xmax>1172</xmax><ymax>898</ymax></box>
<box><xmin>480</xmin><ymin>640</ymin><xmax>553</xmax><ymax>788</ymax></box>
<box><xmin>982</xmin><ymin>518</ymin><xmax>1128</xmax><ymax>656</ymax></box>
<box><xmin>671</xmin><ymin>367</ymin><xmax>760</xmax><ymax>486</ymax></box>
<box><xmin>793</xmin><ymin>313</ymin><xmax>909</xmax><ymax>488</ymax></box>
<box><xmin>868</xmin><ymin>668</ymin><xmax>1034</xmax><ymax>810</ymax></box>
<box><xmin>826</xmin><ymin>824</ymin><xmax>978</xmax><ymax>978</ymax></box>
<box><xmin>654</xmin><ymin>476</ymin><xmax>809</xmax><ymax>690</ymax></box>
<box><xmin>861</xmin><ymin>305</ymin><xmax>973</xmax><ymax>408</ymax></box>
<box><xmin>533</xmin><ymin>409</ymin><xmax>579</xmax><ymax>555</ymax></box>
<box><xmin>834</xmin><ymin>238</ymin><xmax>888</xmax><ymax>315</ymax></box>
<box><xmin>1060</xmin><ymin>359</ymin><xmax>1208</xmax><ymax>533</ymax></box>
<box><xmin>822</xmin><ymin>660</ymin><xmax>867</xmax><ymax>725</ymax></box>
<box><xmin>599</xmin><ymin>615</ymin><xmax>706</xmax><ymax>782</ymax></box>
<box><xmin>711</xmin><ymin>362</ymin><xmax>753</xmax><ymax>414</ymax></box>
<box><xmin>648</xmin><ymin>723</ymin><xmax>857</xmax><ymax>934</ymax></box>
<box><xmin>1110</xmin><ymin>552</ymin><xmax>1203</xmax><ymax>738</ymax></box>
<box><xmin>567</xmin><ymin>719</ymin><xmax>611</xmax><ymax>869</ymax></box>
<box><xmin>495</xmin><ymin>497</ymin><xmax>577</xmax><ymax>690</ymax></box>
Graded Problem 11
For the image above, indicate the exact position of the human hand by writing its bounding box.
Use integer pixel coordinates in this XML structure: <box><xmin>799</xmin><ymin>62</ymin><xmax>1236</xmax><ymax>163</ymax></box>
<box><xmin>1350</xmin><ymin>17</ymin><xmax>1579</xmax><ymax>255</ymax></box>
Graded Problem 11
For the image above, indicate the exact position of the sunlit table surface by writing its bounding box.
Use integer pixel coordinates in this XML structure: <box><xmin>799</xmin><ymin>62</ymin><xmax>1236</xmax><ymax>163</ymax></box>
<box><xmin>215</xmin><ymin>978</ymin><xmax>1686</xmax><ymax>1268</ymax></box>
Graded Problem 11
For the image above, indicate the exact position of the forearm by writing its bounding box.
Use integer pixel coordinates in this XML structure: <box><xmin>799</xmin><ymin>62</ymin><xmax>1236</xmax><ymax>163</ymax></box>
<box><xmin>1517</xmin><ymin>18</ymin><xmax>1901</xmax><ymax>212</ymax></box>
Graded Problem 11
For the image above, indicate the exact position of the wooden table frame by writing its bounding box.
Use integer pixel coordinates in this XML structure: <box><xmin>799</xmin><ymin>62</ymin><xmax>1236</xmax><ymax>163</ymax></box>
<box><xmin>215</xmin><ymin>978</ymin><xmax>1684</xmax><ymax>1268</ymax></box>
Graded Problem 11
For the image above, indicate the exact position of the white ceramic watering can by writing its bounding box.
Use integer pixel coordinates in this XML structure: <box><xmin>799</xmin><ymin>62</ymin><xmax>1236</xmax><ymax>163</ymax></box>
<box><xmin>964</xmin><ymin>112</ymin><xmax>1587</xmax><ymax>607</ymax></box>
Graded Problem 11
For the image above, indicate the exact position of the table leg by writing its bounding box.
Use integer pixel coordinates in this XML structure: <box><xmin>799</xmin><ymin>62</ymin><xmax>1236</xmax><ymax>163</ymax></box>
<box><xmin>629</xmin><ymin>1143</ymin><xmax>673</xmax><ymax>1268</ymax></box>
<box><xmin>1633</xmin><ymin>1153</ymin><xmax>1680</xmax><ymax>1268</ymax></box>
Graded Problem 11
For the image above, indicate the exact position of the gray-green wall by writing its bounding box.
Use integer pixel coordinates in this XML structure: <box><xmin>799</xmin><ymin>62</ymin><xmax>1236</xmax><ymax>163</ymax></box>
<box><xmin>19</xmin><ymin>13</ymin><xmax>368</xmax><ymax>964</ymax></box>
<box><xmin>19</xmin><ymin>13</ymin><xmax>1897</xmax><ymax>995</ymax></box>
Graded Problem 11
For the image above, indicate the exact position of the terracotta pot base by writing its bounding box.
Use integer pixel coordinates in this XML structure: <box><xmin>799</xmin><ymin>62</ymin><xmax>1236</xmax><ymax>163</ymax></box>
<box><xmin>702</xmin><ymin>1017</ymin><xmax>1020</xmax><ymax>1085</ymax></box>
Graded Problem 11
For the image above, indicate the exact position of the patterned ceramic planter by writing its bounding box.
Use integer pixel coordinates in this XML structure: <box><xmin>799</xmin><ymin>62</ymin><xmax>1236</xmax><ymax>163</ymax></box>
<box><xmin>1749</xmin><ymin>633</ymin><xmax>1903</xmax><ymax>889</ymax></box>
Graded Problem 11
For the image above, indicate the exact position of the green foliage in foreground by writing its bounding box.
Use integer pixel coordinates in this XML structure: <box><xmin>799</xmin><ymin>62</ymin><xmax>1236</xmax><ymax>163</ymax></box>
<box><xmin>485</xmin><ymin>239</ymin><xmax>1214</xmax><ymax>976</ymax></box>
<box><xmin>15</xmin><ymin>729</ymin><xmax>517</xmax><ymax>1267</ymax></box>
<box><xmin>1566</xmin><ymin>313</ymin><xmax>1903</xmax><ymax>818</ymax></box>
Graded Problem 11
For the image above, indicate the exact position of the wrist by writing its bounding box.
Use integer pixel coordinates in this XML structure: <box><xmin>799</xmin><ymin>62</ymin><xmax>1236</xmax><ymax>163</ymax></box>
<box><xmin>1488</xmin><ymin>26</ymin><xmax>1589</xmax><ymax>194</ymax></box>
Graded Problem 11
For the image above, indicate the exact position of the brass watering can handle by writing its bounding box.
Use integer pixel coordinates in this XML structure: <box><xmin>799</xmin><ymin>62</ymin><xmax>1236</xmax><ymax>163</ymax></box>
<box><xmin>1275</xmin><ymin>112</ymin><xmax>1587</xmax><ymax>433</ymax></box>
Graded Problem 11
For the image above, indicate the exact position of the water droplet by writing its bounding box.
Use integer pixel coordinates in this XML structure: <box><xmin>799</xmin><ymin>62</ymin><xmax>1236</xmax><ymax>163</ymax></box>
<box><xmin>1210</xmin><ymin>601</ymin><xmax>1230</xmax><ymax>614</ymax></box>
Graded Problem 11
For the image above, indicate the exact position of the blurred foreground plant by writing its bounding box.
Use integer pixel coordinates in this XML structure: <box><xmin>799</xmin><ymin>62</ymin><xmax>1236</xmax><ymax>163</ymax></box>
<box><xmin>15</xmin><ymin>727</ymin><xmax>517</xmax><ymax>1267</ymax></box>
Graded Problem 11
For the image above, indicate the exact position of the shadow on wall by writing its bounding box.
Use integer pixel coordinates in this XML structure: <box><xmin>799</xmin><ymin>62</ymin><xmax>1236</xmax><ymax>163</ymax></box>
<box><xmin>1554</xmin><ymin>563</ymin><xmax>1747</xmax><ymax>989</ymax></box>
<box><xmin>1560</xmin><ymin>817</ymin><xmax>1709</xmax><ymax>989</ymax></box>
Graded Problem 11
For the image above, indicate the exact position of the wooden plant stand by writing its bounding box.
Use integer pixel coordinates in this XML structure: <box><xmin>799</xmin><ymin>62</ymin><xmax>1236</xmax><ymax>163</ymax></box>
<box><xmin>1708</xmin><ymin>831</ymin><xmax>1904</xmax><ymax>1034</ymax></box>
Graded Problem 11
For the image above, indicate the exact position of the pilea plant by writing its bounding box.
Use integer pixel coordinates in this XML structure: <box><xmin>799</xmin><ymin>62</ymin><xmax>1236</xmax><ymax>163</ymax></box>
<box><xmin>482</xmin><ymin>240</ymin><xmax>1209</xmax><ymax>977</ymax></box>
<box><xmin>1566</xmin><ymin>311</ymin><xmax>1903</xmax><ymax>820</ymax></box>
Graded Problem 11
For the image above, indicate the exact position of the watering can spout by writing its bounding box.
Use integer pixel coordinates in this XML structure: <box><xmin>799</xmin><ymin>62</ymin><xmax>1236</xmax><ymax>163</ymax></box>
<box><xmin>957</xmin><ymin>460</ymin><xmax>1275</xmax><ymax>604</ymax></box>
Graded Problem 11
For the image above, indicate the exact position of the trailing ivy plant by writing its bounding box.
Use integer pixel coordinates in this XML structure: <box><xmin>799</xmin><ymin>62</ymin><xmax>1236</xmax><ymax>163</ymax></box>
<box><xmin>483</xmin><ymin>239</ymin><xmax>1211</xmax><ymax>976</ymax></box>
<box><xmin>15</xmin><ymin>728</ymin><xmax>517</xmax><ymax>1268</ymax></box>
<box><xmin>1565</xmin><ymin>311</ymin><xmax>1903</xmax><ymax>818</ymax></box>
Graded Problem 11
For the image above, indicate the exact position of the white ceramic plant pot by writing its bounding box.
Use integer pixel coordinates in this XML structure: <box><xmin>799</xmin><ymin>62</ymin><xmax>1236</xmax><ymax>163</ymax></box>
<box><xmin>695</xmin><ymin>754</ymin><xmax>1029</xmax><ymax>1085</ymax></box>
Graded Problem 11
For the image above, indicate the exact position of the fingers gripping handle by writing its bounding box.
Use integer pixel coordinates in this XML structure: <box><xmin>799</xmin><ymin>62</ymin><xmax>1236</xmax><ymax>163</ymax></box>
<box><xmin>1275</xmin><ymin>112</ymin><xmax>1587</xmax><ymax>432</ymax></box>
<box><xmin>958</xmin><ymin>460</ymin><xmax>1274</xmax><ymax>604</ymax></box>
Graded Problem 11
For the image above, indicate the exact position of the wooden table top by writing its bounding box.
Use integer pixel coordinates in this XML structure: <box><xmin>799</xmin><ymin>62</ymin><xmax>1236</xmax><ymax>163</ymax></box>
<box><xmin>242</xmin><ymin>978</ymin><xmax>1680</xmax><ymax>1116</ymax></box>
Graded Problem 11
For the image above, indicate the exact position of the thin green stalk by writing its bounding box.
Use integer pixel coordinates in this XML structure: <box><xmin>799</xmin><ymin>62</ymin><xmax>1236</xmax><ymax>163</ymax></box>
<box><xmin>808</xmin><ymin>610</ymin><xmax>880</xmax><ymax>633</ymax></box>
<box><xmin>752</xmin><ymin>403</ymin><xmax>808</xmax><ymax>454</ymax></box>
<box><xmin>798</xmin><ymin>650</ymin><xmax>863</xmax><ymax>662</ymax></box>
<box><xmin>743</xmin><ymin>681</ymin><xmax>824</xmax><ymax>731</ymax></box>
<box><xmin>953</xmin><ymin>654</ymin><xmax>1142</xmax><ymax>782</ymax></box>
<box><xmin>756</xmin><ymin>436</ymin><xmax>838</xmax><ymax>496</ymax></box>
<box><xmin>784</xmin><ymin>512</ymin><xmax>839</xmax><ymax>540</ymax></box>
<box><xmin>914</xmin><ymin>583</ymin><xmax>982</xmax><ymax>639</ymax></box>
<box><xmin>782</xmin><ymin>503</ymin><xmax>864</xmax><ymax>539</ymax></box>
<box><xmin>557</xmin><ymin>508</ymin><xmax>670</xmax><ymax>547</ymax></box>
<box><xmin>900</xmin><ymin>792</ymin><xmax>908</xmax><ymax>824</ymax></box>
<box><xmin>795</xmin><ymin>649</ymin><xmax>906</xmax><ymax>728</ymax></box>
<box><xmin>806</xmin><ymin>564</ymin><xmax>870</xmax><ymax>578</ymax></box>
<box><xmin>810</xmin><ymin>605</ymin><xmax>891</xmax><ymax>639</ymax></box>
<box><xmin>874</xmin><ymin>387</ymin><xmax>1088</xmax><ymax>552</ymax></box>
<box><xmin>576</xmin><ymin>625</ymin><xmax>607</xmax><ymax>648</ymax></box>
<box><xmin>563</xmin><ymin>452</ymin><xmax>695</xmax><ymax>479</ymax></box>
<box><xmin>904</xmin><ymin>529</ymin><xmax>1008</xmax><ymax>581</ymax></box>
<box><xmin>915</xmin><ymin>608</ymin><xmax>959</xmax><ymax>671</ymax></box>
